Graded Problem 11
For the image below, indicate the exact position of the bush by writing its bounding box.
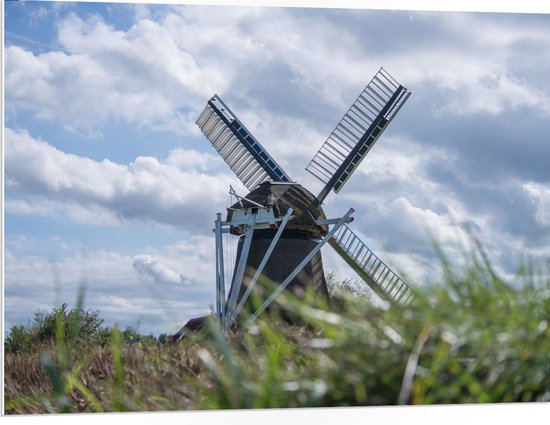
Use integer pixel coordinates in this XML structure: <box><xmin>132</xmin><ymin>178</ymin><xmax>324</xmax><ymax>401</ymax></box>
<box><xmin>4</xmin><ymin>324</ymin><xmax>34</xmax><ymax>354</ymax></box>
<box><xmin>4</xmin><ymin>304</ymin><xmax>112</xmax><ymax>354</ymax></box>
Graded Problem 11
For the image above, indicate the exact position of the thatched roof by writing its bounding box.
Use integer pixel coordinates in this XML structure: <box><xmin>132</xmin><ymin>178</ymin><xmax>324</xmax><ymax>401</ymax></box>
<box><xmin>226</xmin><ymin>182</ymin><xmax>328</xmax><ymax>238</ymax></box>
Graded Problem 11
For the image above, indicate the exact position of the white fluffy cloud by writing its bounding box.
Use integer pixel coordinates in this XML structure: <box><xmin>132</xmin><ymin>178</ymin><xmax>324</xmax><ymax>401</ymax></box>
<box><xmin>133</xmin><ymin>254</ymin><xmax>193</xmax><ymax>285</ymax></box>
<box><xmin>4</xmin><ymin>14</ymin><xmax>225</xmax><ymax>135</ymax></box>
<box><xmin>523</xmin><ymin>182</ymin><xmax>550</xmax><ymax>226</ymax></box>
<box><xmin>4</xmin><ymin>127</ymin><xmax>235</xmax><ymax>229</ymax></box>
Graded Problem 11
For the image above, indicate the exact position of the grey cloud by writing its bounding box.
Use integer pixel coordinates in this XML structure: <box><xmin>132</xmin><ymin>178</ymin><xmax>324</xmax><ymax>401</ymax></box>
<box><xmin>394</xmin><ymin>78</ymin><xmax>550</xmax><ymax>182</ymax></box>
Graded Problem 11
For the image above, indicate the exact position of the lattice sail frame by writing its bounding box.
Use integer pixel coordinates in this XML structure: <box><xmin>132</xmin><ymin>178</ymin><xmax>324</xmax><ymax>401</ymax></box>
<box><xmin>307</xmin><ymin>68</ymin><xmax>411</xmax><ymax>203</ymax></box>
<box><xmin>196</xmin><ymin>95</ymin><xmax>291</xmax><ymax>190</ymax></box>
<box><xmin>329</xmin><ymin>224</ymin><xmax>415</xmax><ymax>306</ymax></box>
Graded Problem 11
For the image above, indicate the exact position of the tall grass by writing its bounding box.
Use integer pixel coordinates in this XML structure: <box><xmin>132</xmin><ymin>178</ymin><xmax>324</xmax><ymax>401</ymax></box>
<box><xmin>4</xmin><ymin>245</ymin><xmax>549</xmax><ymax>413</ymax></box>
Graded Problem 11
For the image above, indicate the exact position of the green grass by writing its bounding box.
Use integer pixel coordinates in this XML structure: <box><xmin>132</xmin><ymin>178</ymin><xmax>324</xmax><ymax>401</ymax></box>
<box><xmin>4</xmin><ymin>245</ymin><xmax>550</xmax><ymax>413</ymax></box>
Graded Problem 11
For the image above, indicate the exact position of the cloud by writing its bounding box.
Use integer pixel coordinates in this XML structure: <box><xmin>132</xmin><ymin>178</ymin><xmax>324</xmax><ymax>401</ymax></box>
<box><xmin>5</xmin><ymin>11</ymin><xmax>226</xmax><ymax>136</ymax></box>
<box><xmin>4</xmin><ymin>246</ymin><xmax>137</xmax><ymax>293</ymax></box>
<box><xmin>164</xmin><ymin>148</ymin><xmax>224</xmax><ymax>172</ymax></box>
<box><xmin>385</xmin><ymin>12</ymin><xmax>550</xmax><ymax>117</ymax></box>
<box><xmin>6</xmin><ymin>7</ymin><xmax>550</xmax><ymax>161</ymax></box>
<box><xmin>4</xmin><ymin>234</ymin><xmax>217</xmax><ymax>335</ymax></box>
<box><xmin>319</xmin><ymin>129</ymin><xmax>548</xmax><ymax>284</ymax></box>
<box><xmin>4</xmin><ymin>127</ymin><xmax>235</xmax><ymax>230</ymax></box>
<box><xmin>4</xmin><ymin>198</ymin><xmax>123</xmax><ymax>226</ymax></box>
<box><xmin>0</xmin><ymin>10</ymin><xmax>517</xmax><ymax>136</ymax></box>
<box><xmin>523</xmin><ymin>182</ymin><xmax>550</xmax><ymax>227</ymax></box>
<box><xmin>133</xmin><ymin>254</ymin><xmax>193</xmax><ymax>285</ymax></box>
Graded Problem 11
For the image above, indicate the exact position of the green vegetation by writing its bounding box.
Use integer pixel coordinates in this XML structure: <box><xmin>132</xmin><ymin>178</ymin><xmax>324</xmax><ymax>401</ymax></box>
<box><xmin>5</xmin><ymin>304</ymin><xmax>111</xmax><ymax>354</ymax></box>
<box><xmin>4</xmin><ymin>303</ymin><xmax>164</xmax><ymax>355</ymax></box>
<box><xmin>4</xmin><ymin>246</ymin><xmax>550</xmax><ymax>413</ymax></box>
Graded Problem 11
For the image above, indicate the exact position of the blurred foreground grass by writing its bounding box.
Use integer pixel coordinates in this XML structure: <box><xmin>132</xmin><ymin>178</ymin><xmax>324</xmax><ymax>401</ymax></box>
<box><xmin>4</xmin><ymin>246</ymin><xmax>550</xmax><ymax>413</ymax></box>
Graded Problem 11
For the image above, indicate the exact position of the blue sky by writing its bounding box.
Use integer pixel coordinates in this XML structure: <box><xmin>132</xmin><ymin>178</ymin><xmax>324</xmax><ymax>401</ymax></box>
<box><xmin>3</xmin><ymin>1</ymin><xmax>550</xmax><ymax>336</ymax></box>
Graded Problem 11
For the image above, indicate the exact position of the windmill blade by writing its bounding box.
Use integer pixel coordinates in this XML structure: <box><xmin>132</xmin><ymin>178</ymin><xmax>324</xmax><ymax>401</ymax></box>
<box><xmin>307</xmin><ymin>68</ymin><xmax>411</xmax><ymax>203</ymax></box>
<box><xmin>196</xmin><ymin>95</ymin><xmax>291</xmax><ymax>190</ymax></box>
<box><xmin>329</xmin><ymin>223</ymin><xmax>415</xmax><ymax>306</ymax></box>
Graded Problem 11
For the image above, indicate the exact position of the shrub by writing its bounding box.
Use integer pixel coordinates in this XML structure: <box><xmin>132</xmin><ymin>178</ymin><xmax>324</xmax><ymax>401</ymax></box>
<box><xmin>4</xmin><ymin>324</ymin><xmax>34</xmax><ymax>354</ymax></box>
<box><xmin>4</xmin><ymin>304</ymin><xmax>112</xmax><ymax>354</ymax></box>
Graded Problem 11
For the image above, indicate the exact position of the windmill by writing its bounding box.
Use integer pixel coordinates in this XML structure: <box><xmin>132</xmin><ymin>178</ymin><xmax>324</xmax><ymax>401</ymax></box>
<box><xmin>178</xmin><ymin>68</ymin><xmax>415</xmax><ymax>337</ymax></box>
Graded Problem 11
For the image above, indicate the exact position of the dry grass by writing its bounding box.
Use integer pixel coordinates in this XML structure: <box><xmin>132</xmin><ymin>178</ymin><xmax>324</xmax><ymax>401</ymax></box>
<box><xmin>4</xmin><ymin>340</ymin><xmax>205</xmax><ymax>413</ymax></box>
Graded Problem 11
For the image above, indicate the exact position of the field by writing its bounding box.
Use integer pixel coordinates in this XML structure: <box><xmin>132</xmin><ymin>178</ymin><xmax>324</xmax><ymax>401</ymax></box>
<box><xmin>4</xmin><ymin>246</ymin><xmax>550</xmax><ymax>414</ymax></box>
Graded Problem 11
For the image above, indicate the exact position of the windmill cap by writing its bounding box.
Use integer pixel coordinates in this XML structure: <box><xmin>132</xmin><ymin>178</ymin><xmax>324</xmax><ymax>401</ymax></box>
<box><xmin>227</xmin><ymin>181</ymin><xmax>328</xmax><ymax>238</ymax></box>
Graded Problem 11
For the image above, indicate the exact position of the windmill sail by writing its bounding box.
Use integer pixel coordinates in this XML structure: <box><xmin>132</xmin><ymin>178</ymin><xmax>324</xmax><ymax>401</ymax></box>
<box><xmin>329</xmin><ymin>223</ymin><xmax>415</xmax><ymax>306</ymax></box>
<box><xmin>307</xmin><ymin>68</ymin><xmax>411</xmax><ymax>203</ymax></box>
<box><xmin>196</xmin><ymin>95</ymin><xmax>291</xmax><ymax>190</ymax></box>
